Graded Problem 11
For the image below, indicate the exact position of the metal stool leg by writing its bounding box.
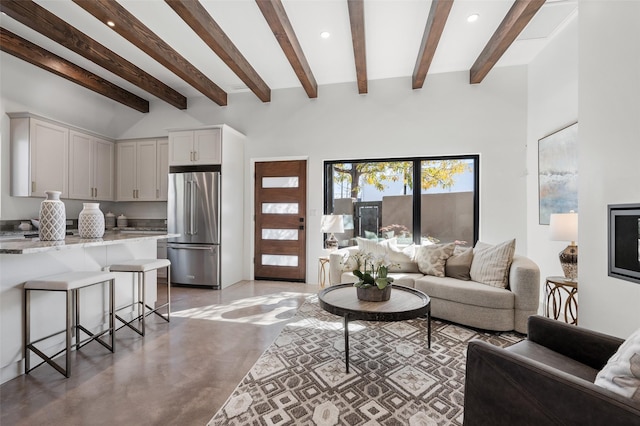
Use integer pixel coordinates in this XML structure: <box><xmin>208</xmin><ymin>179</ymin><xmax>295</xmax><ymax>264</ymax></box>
<box><xmin>24</xmin><ymin>288</ymin><xmax>30</xmax><ymax>374</ymax></box>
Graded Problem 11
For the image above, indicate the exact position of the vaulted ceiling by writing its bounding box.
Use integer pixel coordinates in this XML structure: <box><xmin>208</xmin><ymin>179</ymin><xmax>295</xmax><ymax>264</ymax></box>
<box><xmin>0</xmin><ymin>0</ymin><xmax>577</xmax><ymax>113</ymax></box>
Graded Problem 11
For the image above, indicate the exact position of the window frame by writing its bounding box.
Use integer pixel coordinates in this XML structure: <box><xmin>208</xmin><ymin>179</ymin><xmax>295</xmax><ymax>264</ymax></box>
<box><xmin>323</xmin><ymin>154</ymin><xmax>480</xmax><ymax>246</ymax></box>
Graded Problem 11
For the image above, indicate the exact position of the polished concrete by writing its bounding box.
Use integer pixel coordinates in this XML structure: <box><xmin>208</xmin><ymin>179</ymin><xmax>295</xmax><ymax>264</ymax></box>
<box><xmin>0</xmin><ymin>280</ymin><xmax>318</xmax><ymax>425</ymax></box>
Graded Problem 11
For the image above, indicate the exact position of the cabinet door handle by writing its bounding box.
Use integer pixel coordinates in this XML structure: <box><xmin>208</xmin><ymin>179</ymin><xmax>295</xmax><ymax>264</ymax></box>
<box><xmin>156</xmin><ymin>189</ymin><xmax>159</xmax><ymax>199</ymax></box>
<box><xmin>133</xmin><ymin>189</ymin><xmax>136</xmax><ymax>199</ymax></box>
<box><xmin>32</xmin><ymin>181</ymin><xmax>36</xmax><ymax>193</ymax></box>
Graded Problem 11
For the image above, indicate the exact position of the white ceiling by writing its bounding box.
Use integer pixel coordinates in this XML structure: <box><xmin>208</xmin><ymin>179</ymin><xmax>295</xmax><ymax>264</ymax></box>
<box><xmin>0</xmin><ymin>0</ymin><xmax>578</xmax><ymax>105</ymax></box>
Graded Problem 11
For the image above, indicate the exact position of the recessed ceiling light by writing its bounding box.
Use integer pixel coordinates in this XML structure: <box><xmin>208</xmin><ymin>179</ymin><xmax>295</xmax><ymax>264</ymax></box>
<box><xmin>467</xmin><ymin>14</ymin><xmax>479</xmax><ymax>23</ymax></box>
<box><xmin>320</xmin><ymin>31</ymin><xmax>331</xmax><ymax>39</ymax></box>
<box><xmin>107</xmin><ymin>20</ymin><xmax>115</xmax><ymax>27</ymax></box>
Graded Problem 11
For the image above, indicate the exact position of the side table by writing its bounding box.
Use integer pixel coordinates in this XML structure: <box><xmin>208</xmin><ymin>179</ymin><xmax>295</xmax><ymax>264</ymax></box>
<box><xmin>544</xmin><ymin>276</ymin><xmax>578</xmax><ymax>325</ymax></box>
<box><xmin>318</xmin><ymin>256</ymin><xmax>330</xmax><ymax>287</ymax></box>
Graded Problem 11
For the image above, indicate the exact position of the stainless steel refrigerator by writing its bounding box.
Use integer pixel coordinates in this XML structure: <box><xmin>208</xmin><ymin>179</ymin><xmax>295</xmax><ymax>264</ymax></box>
<box><xmin>167</xmin><ymin>165</ymin><xmax>221</xmax><ymax>288</ymax></box>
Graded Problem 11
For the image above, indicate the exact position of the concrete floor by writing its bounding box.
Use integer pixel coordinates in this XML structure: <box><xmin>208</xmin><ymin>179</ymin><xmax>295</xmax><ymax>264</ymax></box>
<box><xmin>0</xmin><ymin>280</ymin><xmax>318</xmax><ymax>425</ymax></box>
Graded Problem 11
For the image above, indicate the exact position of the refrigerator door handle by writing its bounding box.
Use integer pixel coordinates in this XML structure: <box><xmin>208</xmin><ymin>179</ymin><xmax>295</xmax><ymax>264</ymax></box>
<box><xmin>167</xmin><ymin>245</ymin><xmax>214</xmax><ymax>251</ymax></box>
<box><xmin>191</xmin><ymin>181</ymin><xmax>198</xmax><ymax>235</ymax></box>
<box><xmin>184</xmin><ymin>179</ymin><xmax>191</xmax><ymax>235</ymax></box>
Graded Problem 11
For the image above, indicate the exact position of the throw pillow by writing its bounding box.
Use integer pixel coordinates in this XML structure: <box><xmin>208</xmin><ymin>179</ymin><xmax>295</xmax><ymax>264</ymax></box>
<box><xmin>413</xmin><ymin>243</ymin><xmax>456</xmax><ymax>277</ymax></box>
<box><xmin>356</xmin><ymin>237</ymin><xmax>396</xmax><ymax>258</ymax></box>
<box><xmin>445</xmin><ymin>246</ymin><xmax>473</xmax><ymax>280</ymax></box>
<box><xmin>594</xmin><ymin>327</ymin><xmax>640</xmax><ymax>402</ymax></box>
<box><xmin>386</xmin><ymin>243</ymin><xmax>420</xmax><ymax>273</ymax></box>
<box><xmin>469</xmin><ymin>239</ymin><xmax>516</xmax><ymax>288</ymax></box>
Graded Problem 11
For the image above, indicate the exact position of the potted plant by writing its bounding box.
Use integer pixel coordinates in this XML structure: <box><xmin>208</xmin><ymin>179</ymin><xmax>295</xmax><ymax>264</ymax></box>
<box><xmin>351</xmin><ymin>251</ymin><xmax>395</xmax><ymax>302</ymax></box>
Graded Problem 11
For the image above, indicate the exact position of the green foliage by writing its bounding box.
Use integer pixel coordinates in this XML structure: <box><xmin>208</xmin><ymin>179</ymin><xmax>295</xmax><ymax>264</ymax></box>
<box><xmin>351</xmin><ymin>252</ymin><xmax>394</xmax><ymax>290</ymax></box>
<box><xmin>332</xmin><ymin>159</ymin><xmax>471</xmax><ymax>198</ymax></box>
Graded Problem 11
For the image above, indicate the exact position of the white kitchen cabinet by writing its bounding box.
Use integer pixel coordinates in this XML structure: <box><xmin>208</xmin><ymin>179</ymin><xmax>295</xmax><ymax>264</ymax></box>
<box><xmin>168</xmin><ymin>128</ymin><xmax>221</xmax><ymax>165</ymax></box>
<box><xmin>68</xmin><ymin>131</ymin><xmax>114</xmax><ymax>201</ymax></box>
<box><xmin>116</xmin><ymin>138</ymin><xmax>167</xmax><ymax>201</ymax></box>
<box><xmin>156</xmin><ymin>138</ymin><xmax>169</xmax><ymax>201</ymax></box>
<box><xmin>10</xmin><ymin>114</ymin><xmax>69</xmax><ymax>197</ymax></box>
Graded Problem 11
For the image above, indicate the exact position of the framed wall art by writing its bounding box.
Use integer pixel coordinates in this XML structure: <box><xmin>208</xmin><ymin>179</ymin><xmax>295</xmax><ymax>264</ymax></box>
<box><xmin>538</xmin><ymin>122</ymin><xmax>578</xmax><ymax>225</ymax></box>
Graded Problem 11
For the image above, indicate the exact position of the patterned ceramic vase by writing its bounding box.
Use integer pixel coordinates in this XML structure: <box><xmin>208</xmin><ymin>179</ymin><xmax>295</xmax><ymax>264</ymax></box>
<box><xmin>78</xmin><ymin>203</ymin><xmax>105</xmax><ymax>239</ymax></box>
<box><xmin>39</xmin><ymin>190</ymin><xmax>66</xmax><ymax>241</ymax></box>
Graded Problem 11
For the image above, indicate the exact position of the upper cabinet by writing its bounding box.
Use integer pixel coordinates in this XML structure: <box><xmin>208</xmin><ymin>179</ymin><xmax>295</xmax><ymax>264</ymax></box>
<box><xmin>68</xmin><ymin>131</ymin><xmax>114</xmax><ymax>201</ymax></box>
<box><xmin>116</xmin><ymin>138</ymin><xmax>168</xmax><ymax>202</ymax></box>
<box><xmin>168</xmin><ymin>128</ymin><xmax>221</xmax><ymax>166</ymax></box>
<box><xmin>10</xmin><ymin>114</ymin><xmax>69</xmax><ymax>197</ymax></box>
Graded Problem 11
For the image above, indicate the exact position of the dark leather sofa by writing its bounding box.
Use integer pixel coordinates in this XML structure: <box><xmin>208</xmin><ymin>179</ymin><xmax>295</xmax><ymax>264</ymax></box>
<box><xmin>463</xmin><ymin>315</ymin><xmax>640</xmax><ymax>425</ymax></box>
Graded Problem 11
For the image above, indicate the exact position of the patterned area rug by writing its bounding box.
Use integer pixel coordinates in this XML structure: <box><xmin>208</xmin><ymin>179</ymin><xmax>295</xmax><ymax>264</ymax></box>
<box><xmin>207</xmin><ymin>295</ymin><xmax>522</xmax><ymax>426</ymax></box>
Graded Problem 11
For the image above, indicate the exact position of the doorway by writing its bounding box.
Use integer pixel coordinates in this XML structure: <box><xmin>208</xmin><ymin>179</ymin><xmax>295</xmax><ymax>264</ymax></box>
<box><xmin>254</xmin><ymin>160</ymin><xmax>307</xmax><ymax>281</ymax></box>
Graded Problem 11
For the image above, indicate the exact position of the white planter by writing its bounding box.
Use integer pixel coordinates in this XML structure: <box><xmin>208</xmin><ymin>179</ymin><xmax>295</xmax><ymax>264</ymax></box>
<box><xmin>78</xmin><ymin>203</ymin><xmax>105</xmax><ymax>239</ymax></box>
<box><xmin>39</xmin><ymin>190</ymin><xmax>66</xmax><ymax>241</ymax></box>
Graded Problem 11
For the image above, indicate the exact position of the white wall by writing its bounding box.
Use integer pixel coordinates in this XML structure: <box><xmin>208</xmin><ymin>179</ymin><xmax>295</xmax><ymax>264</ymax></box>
<box><xmin>2</xmin><ymin>49</ymin><xmax>529</xmax><ymax>284</ymax></box>
<box><xmin>578</xmin><ymin>1</ymin><xmax>640</xmax><ymax>337</ymax></box>
<box><xmin>527</xmin><ymin>15</ymin><xmax>578</xmax><ymax>308</ymax></box>
<box><xmin>116</xmin><ymin>68</ymin><xmax>529</xmax><ymax>282</ymax></box>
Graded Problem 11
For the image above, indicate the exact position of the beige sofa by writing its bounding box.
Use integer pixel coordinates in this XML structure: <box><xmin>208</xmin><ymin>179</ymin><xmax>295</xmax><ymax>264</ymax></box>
<box><xmin>329</xmin><ymin>245</ymin><xmax>540</xmax><ymax>334</ymax></box>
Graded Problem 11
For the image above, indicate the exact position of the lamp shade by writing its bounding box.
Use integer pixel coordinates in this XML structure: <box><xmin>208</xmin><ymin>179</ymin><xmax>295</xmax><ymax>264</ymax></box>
<box><xmin>321</xmin><ymin>215</ymin><xmax>344</xmax><ymax>234</ymax></box>
<box><xmin>549</xmin><ymin>212</ymin><xmax>578</xmax><ymax>242</ymax></box>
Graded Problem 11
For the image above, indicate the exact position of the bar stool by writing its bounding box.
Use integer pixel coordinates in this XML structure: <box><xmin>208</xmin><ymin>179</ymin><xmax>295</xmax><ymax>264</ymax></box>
<box><xmin>108</xmin><ymin>259</ymin><xmax>171</xmax><ymax>336</ymax></box>
<box><xmin>24</xmin><ymin>271</ymin><xmax>116</xmax><ymax>378</ymax></box>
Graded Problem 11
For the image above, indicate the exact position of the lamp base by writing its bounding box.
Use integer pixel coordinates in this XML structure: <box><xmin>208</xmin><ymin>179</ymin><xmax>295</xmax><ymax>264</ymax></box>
<box><xmin>559</xmin><ymin>243</ymin><xmax>578</xmax><ymax>281</ymax></box>
<box><xmin>325</xmin><ymin>233</ymin><xmax>338</xmax><ymax>251</ymax></box>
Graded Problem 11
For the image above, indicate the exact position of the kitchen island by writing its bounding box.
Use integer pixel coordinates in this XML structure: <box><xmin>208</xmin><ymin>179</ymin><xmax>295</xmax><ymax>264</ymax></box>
<box><xmin>0</xmin><ymin>231</ymin><xmax>176</xmax><ymax>384</ymax></box>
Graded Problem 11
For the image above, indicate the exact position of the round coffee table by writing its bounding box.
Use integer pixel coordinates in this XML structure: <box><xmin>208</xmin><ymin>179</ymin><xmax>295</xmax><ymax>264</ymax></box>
<box><xmin>318</xmin><ymin>283</ymin><xmax>431</xmax><ymax>373</ymax></box>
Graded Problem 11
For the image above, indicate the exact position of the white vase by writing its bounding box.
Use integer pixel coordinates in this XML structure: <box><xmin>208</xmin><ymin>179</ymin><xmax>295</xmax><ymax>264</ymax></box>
<box><xmin>39</xmin><ymin>190</ymin><xmax>66</xmax><ymax>241</ymax></box>
<box><xmin>78</xmin><ymin>203</ymin><xmax>105</xmax><ymax>239</ymax></box>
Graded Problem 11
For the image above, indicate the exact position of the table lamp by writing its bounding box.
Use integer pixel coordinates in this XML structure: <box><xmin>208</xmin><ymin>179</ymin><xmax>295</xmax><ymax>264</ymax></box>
<box><xmin>321</xmin><ymin>215</ymin><xmax>344</xmax><ymax>251</ymax></box>
<box><xmin>549</xmin><ymin>211</ymin><xmax>578</xmax><ymax>280</ymax></box>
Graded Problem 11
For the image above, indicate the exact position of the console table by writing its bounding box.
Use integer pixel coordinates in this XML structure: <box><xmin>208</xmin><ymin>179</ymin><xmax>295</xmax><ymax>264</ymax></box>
<box><xmin>318</xmin><ymin>284</ymin><xmax>431</xmax><ymax>373</ymax></box>
<box><xmin>544</xmin><ymin>276</ymin><xmax>578</xmax><ymax>325</ymax></box>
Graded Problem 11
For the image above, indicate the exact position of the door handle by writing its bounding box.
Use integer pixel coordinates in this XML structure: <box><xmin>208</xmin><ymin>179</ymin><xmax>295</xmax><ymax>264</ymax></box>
<box><xmin>189</xmin><ymin>181</ymin><xmax>197</xmax><ymax>235</ymax></box>
<box><xmin>168</xmin><ymin>245</ymin><xmax>213</xmax><ymax>251</ymax></box>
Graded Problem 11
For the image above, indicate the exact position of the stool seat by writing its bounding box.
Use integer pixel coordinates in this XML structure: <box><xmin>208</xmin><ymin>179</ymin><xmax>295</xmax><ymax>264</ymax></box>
<box><xmin>108</xmin><ymin>259</ymin><xmax>171</xmax><ymax>273</ymax></box>
<box><xmin>25</xmin><ymin>271</ymin><xmax>117</xmax><ymax>291</ymax></box>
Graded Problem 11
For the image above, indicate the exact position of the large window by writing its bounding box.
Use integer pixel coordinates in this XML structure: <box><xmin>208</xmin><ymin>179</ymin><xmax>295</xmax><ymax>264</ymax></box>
<box><xmin>324</xmin><ymin>155</ymin><xmax>479</xmax><ymax>248</ymax></box>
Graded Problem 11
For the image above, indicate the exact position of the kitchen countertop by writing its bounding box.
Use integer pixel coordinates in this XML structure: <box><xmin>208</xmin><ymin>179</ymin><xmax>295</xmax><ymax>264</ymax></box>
<box><xmin>0</xmin><ymin>231</ymin><xmax>177</xmax><ymax>255</ymax></box>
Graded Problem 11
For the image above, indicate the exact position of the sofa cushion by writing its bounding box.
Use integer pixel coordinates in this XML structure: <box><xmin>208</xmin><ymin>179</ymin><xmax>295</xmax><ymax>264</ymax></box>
<box><xmin>595</xmin><ymin>327</ymin><xmax>640</xmax><ymax>401</ymax></box>
<box><xmin>415</xmin><ymin>275</ymin><xmax>514</xmax><ymax>309</ymax></box>
<box><xmin>414</xmin><ymin>243</ymin><xmax>455</xmax><ymax>277</ymax></box>
<box><xmin>506</xmin><ymin>340</ymin><xmax>600</xmax><ymax>382</ymax></box>
<box><xmin>356</xmin><ymin>237</ymin><xmax>395</xmax><ymax>257</ymax></box>
<box><xmin>470</xmin><ymin>239</ymin><xmax>516</xmax><ymax>288</ymax></box>
<box><xmin>387</xmin><ymin>243</ymin><xmax>420</xmax><ymax>273</ymax></box>
<box><xmin>445</xmin><ymin>246</ymin><xmax>473</xmax><ymax>280</ymax></box>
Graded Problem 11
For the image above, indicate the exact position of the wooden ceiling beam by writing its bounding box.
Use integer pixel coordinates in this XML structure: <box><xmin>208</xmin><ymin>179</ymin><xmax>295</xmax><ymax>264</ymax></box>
<box><xmin>347</xmin><ymin>0</ymin><xmax>367</xmax><ymax>94</ymax></box>
<box><xmin>0</xmin><ymin>28</ymin><xmax>149</xmax><ymax>113</ymax></box>
<box><xmin>165</xmin><ymin>0</ymin><xmax>271</xmax><ymax>103</ymax></box>
<box><xmin>73</xmin><ymin>0</ymin><xmax>227</xmax><ymax>106</ymax></box>
<box><xmin>470</xmin><ymin>0</ymin><xmax>546</xmax><ymax>84</ymax></box>
<box><xmin>412</xmin><ymin>0</ymin><xmax>454</xmax><ymax>90</ymax></box>
<box><xmin>256</xmin><ymin>0</ymin><xmax>318</xmax><ymax>98</ymax></box>
<box><xmin>0</xmin><ymin>0</ymin><xmax>185</xmax><ymax>109</ymax></box>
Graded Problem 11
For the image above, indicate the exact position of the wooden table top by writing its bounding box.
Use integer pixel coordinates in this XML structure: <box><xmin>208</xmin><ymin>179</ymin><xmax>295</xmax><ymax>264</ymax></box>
<box><xmin>318</xmin><ymin>284</ymin><xmax>430</xmax><ymax>322</ymax></box>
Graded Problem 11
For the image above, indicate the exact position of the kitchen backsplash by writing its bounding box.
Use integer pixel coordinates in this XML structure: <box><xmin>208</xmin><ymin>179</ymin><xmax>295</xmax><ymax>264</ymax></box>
<box><xmin>0</xmin><ymin>218</ymin><xmax>166</xmax><ymax>232</ymax></box>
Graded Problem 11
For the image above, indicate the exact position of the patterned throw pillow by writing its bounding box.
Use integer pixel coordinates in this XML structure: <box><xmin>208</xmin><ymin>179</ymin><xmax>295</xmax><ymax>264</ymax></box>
<box><xmin>595</xmin><ymin>327</ymin><xmax>640</xmax><ymax>402</ymax></box>
<box><xmin>413</xmin><ymin>243</ymin><xmax>456</xmax><ymax>277</ymax></box>
<box><xmin>469</xmin><ymin>239</ymin><xmax>516</xmax><ymax>288</ymax></box>
<box><xmin>445</xmin><ymin>246</ymin><xmax>473</xmax><ymax>280</ymax></box>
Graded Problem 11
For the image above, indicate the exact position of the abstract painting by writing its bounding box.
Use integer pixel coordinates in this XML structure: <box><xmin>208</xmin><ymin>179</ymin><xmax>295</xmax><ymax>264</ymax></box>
<box><xmin>538</xmin><ymin>123</ymin><xmax>578</xmax><ymax>225</ymax></box>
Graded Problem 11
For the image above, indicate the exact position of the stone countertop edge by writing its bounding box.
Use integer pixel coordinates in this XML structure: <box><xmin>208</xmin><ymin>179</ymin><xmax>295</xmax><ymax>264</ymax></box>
<box><xmin>0</xmin><ymin>232</ymin><xmax>179</xmax><ymax>255</ymax></box>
